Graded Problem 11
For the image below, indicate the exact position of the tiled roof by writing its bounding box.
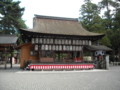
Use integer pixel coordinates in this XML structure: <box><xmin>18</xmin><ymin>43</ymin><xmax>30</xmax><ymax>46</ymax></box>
<box><xmin>85</xmin><ymin>45</ymin><xmax>112</xmax><ymax>51</ymax></box>
<box><xmin>0</xmin><ymin>35</ymin><xmax>18</xmax><ymax>44</ymax></box>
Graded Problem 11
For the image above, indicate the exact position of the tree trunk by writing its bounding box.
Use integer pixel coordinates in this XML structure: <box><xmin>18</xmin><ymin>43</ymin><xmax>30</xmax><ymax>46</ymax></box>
<box><xmin>118</xmin><ymin>48</ymin><xmax>120</xmax><ymax>62</ymax></box>
<box><xmin>112</xmin><ymin>50</ymin><xmax>115</xmax><ymax>62</ymax></box>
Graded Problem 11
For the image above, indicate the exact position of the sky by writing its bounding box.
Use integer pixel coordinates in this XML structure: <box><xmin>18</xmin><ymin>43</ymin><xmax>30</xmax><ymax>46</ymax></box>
<box><xmin>15</xmin><ymin>0</ymin><xmax>100</xmax><ymax>28</ymax></box>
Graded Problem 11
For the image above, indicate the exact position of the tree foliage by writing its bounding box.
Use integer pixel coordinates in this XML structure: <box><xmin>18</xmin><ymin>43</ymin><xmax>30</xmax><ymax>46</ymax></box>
<box><xmin>0</xmin><ymin>0</ymin><xmax>26</xmax><ymax>34</ymax></box>
<box><xmin>80</xmin><ymin>0</ymin><xmax>103</xmax><ymax>32</ymax></box>
<box><xmin>79</xmin><ymin>0</ymin><xmax>120</xmax><ymax>61</ymax></box>
<box><xmin>99</xmin><ymin>0</ymin><xmax>119</xmax><ymax>30</ymax></box>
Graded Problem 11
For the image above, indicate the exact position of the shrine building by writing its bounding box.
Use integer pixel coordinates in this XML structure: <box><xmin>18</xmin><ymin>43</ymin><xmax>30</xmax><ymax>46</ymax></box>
<box><xmin>19</xmin><ymin>15</ymin><xmax>104</xmax><ymax>69</ymax></box>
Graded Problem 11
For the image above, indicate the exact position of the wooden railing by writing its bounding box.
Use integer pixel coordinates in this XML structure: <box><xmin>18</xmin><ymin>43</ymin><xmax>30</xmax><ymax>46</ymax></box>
<box><xmin>110</xmin><ymin>62</ymin><xmax>120</xmax><ymax>66</ymax></box>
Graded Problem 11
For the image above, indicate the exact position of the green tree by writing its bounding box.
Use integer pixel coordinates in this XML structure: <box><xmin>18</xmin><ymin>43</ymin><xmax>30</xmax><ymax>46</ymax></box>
<box><xmin>99</xmin><ymin>0</ymin><xmax>120</xmax><ymax>61</ymax></box>
<box><xmin>79</xmin><ymin>0</ymin><xmax>111</xmax><ymax>46</ymax></box>
<box><xmin>79</xmin><ymin>0</ymin><xmax>104</xmax><ymax>32</ymax></box>
<box><xmin>108</xmin><ymin>30</ymin><xmax>120</xmax><ymax>61</ymax></box>
<box><xmin>80</xmin><ymin>0</ymin><xmax>120</xmax><ymax>61</ymax></box>
<box><xmin>99</xmin><ymin>0</ymin><xmax>119</xmax><ymax>30</ymax></box>
<box><xmin>110</xmin><ymin>5</ymin><xmax>120</xmax><ymax>61</ymax></box>
<box><xmin>113</xmin><ymin>2</ymin><xmax>120</xmax><ymax>30</ymax></box>
<box><xmin>0</xmin><ymin>0</ymin><xmax>26</xmax><ymax>34</ymax></box>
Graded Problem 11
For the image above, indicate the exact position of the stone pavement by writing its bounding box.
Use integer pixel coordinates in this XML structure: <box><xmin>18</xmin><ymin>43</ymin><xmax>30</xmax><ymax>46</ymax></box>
<box><xmin>0</xmin><ymin>64</ymin><xmax>120</xmax><ymax>90</ymax></box>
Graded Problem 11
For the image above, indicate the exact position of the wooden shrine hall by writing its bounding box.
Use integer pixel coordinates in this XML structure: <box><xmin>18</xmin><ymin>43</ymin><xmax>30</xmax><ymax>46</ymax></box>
<box><xmin>19</xmin><ymin>15</ymin><xmax>104</xmax><ymax>69</ymax></box>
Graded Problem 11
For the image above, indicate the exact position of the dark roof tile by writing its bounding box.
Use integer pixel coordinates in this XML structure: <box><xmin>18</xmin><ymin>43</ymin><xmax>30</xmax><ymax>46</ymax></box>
<box><xmin>0</xmin><ymin>35</ymin><xmax>18</xmax><ymax>44</ymax></box>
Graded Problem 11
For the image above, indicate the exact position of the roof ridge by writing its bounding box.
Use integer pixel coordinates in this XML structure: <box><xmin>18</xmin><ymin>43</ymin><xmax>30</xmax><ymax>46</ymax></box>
<box><xmin>34</xmin><ymin>14</ymin><xmax>78</xmax><ymax>21</ymax></box>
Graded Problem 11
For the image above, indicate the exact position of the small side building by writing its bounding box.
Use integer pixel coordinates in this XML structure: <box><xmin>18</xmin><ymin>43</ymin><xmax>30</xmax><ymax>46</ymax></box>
<box><xmin>0</xmin><ymin>34</ymin><xmax>18</xmax><ymax>69</ymax></box>
<box><xmin>84</xmin><ymin>45</ymin><xmax>112</xmax><ymax>69</ymax></box>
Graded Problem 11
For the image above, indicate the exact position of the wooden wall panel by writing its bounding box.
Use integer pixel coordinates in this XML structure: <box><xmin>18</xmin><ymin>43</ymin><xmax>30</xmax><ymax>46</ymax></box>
<box><xmin>20</xmin><ymin>43</ymin><xmax>38</xmax><ymax>68</ymax></box>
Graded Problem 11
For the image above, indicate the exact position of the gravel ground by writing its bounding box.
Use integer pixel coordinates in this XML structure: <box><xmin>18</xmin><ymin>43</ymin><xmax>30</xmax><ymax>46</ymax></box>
<box><xmin>0</xmin><ymin>64</ymin><xmax>120</xmax><ymax>90</ymax></box>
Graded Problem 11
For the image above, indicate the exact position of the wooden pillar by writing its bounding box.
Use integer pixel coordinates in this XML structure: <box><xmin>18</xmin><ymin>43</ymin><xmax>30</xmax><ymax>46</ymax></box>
<box><xmin>10</xmin><ymin>53</ymin><xmax>12</xmax><ymax>68</ymax></box>
<box><xmin>38</xmin><ymin>45</ymin><xmax>41</xmax><ymax>63</ymax></box>
<box><xmin>53</xmin><ymin>51</ymin><xmax>55</xmax><ymax>63</ymax></box>
<box><xmin>81</xmin><ymin>47</ymin><xmax>84</xmax><ymax>60</ymax></box>
<box><xmin>4</xmin><ymin>48</ymin><xmax>7</xmax><ymax>69</ymax></box>
<box><xmin>62</xmin><ymin>52</ymin><xmax>64</xmax><ymax>63</ymax></box>
<box><xmin>58</xmin><ymin>52</ymin><xmax>60</xmax><ymax>62</ymax></box>
<box><xmin>72</xmin><ymin>52</ymin><xmax>74</xmax><ymax>62</ymax></box>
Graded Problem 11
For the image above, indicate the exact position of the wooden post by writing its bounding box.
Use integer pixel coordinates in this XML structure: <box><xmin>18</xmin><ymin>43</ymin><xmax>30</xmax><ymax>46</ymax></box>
<box><xmin>58</xmin><ymin>52</ymin><xmax>60</xmax><ymax>62</ymax></box>
<box><xmin>81</xmin><ymin>47</ymin><xmax>84</xmax><ymax>61</ymax></box>
<box><xmin>71</xmin><ymin>52</ymin><xmax>74</xmax><ymax>62</ymax></box>
<box><xmin>10</xmin><ymin>53</ymin><xmax>12</xmax><ymax>68</ymax></box>
<box><xmin>4</xmin><ymin>48</ymin><xmax>7</xmax><ymax>69</ymax></box>
<box><xmin>38</xmin><ymin>45</ymin><xmax>41</xmax><ymax>63</ymax></box>
<box><xmin>53</xmin><ymin>51</ymin><xmax>56</xmax><ymax>63</ymax></box>
<box><xmin>61</xmin><ymin>52</ymin><xmax>64</xmax><ymax>63</ymax></box>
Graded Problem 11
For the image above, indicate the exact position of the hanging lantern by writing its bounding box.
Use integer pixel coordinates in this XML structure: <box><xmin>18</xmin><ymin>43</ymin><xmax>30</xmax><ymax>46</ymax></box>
<box><xmin>63</xmin><ymin>45</ymin><xmax>66</xmax><ymax>51</ymax></box>
<box><xmin>73</xmin><ymin>40</ymin><xmax>75</xmax><ymax>45</ymax></box>
<box><xmin>46</xmin><ymin>39</ymin><xmax>49</xmax><ymax>44</ymax></box>
<box><xmin>56</xmin><ymin>45</ymin><xmax>58</xmax><ymax>51</ymax></box>
<box><xmin>32</xmin><ymin>38</ymin><xmax>35</xmax><ymax>44</ymax></box>
<box><xmin>48</xmin><ymin>45</ymin><xmax>51</xmax><ymax>50</ymax></box>
<box><xmin>59</xmin><ymin>45</ymin><xmax>62</xmax><ymax>51</ymax></box>
<box><xmin>41</xmin><ymin>45</ymin><xmax>44</xmax><ymax>50</ymax></box>
<box><xmin>83</xmin><ymin>40</ymin><xmax>85</xmax><ymax>45</ymax></box>
<box><xmin>68</xmin><ymin>40</ymin><xmax>71</xmax><ymax>44</ymax></box>
<box><xmin>62</xmin><ymin>39</ymin><xmax>64</xmax><ymax>44</ymax></box>
<box><xmin>55</xmin><ymin>39</ymin><xmax>57</xmax><ymax>44</ymax></box>
<box><xmin>79</xmin><ymin>40</ymin><xmax>82</xmax><ymax>45</ymax></box>
<box><xmin>49</xmin><ymin>39</ymin><xmax>53</xmax><ymax>44</ymax></box>
<box><xmin>58</xmin><ymin>39</ymin><xmax>61</xmax><ymax>44</ymax></box>
<box><xmin>85</xmin><ymin>40</ymin><xmax>87</xmax><ymax>45</ymax></box>
<box><xmin>89</xmin><ymin>40</ymin><xmax>92</xmax><ymax>45</ymax></box>
<box><xmin>45</xmin><ymin>45</ymin><xmax>48</xmax><ymax>50</ymax></box>
<box><xmin>39</xmin><ymin>38</ymin><xmax>42</xmax><ymax>44</ymax></box>
<box><xmin>43</xmin><ymin>38</ymin><xmax>46</xmax><ymax>44</ymax></box>
<box><xmin>53</xmin><ymin>45</ymin><xmax>55</xmax><ymax>50</ymax></box>
<box><xmin>67</xmin><ymin>46</ymin><xmax>70</xmax><ymax>51</ymax></box>
<box><xmin>73</xmin><ymin>46</ymin><xmax>76</xmax><ymax>51</ymax></box>
<box><xmin>76</xmin><ymin>46</ymin><xmax>78</xmax><ymax>51</ymax></box>
<box><xmin>35</xmin><ymin>38</ymin><xmax>39</xmax><ymax>43</ymax></box>
<box><xmin>35</xmin><ymin>45</ymin><xmax>38</xmax><ymax>51</ymax></box>
<box><xmin>79</xmin><ymin>46</ymin><xmax>82</xmax><ymax>51</ymax></box>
